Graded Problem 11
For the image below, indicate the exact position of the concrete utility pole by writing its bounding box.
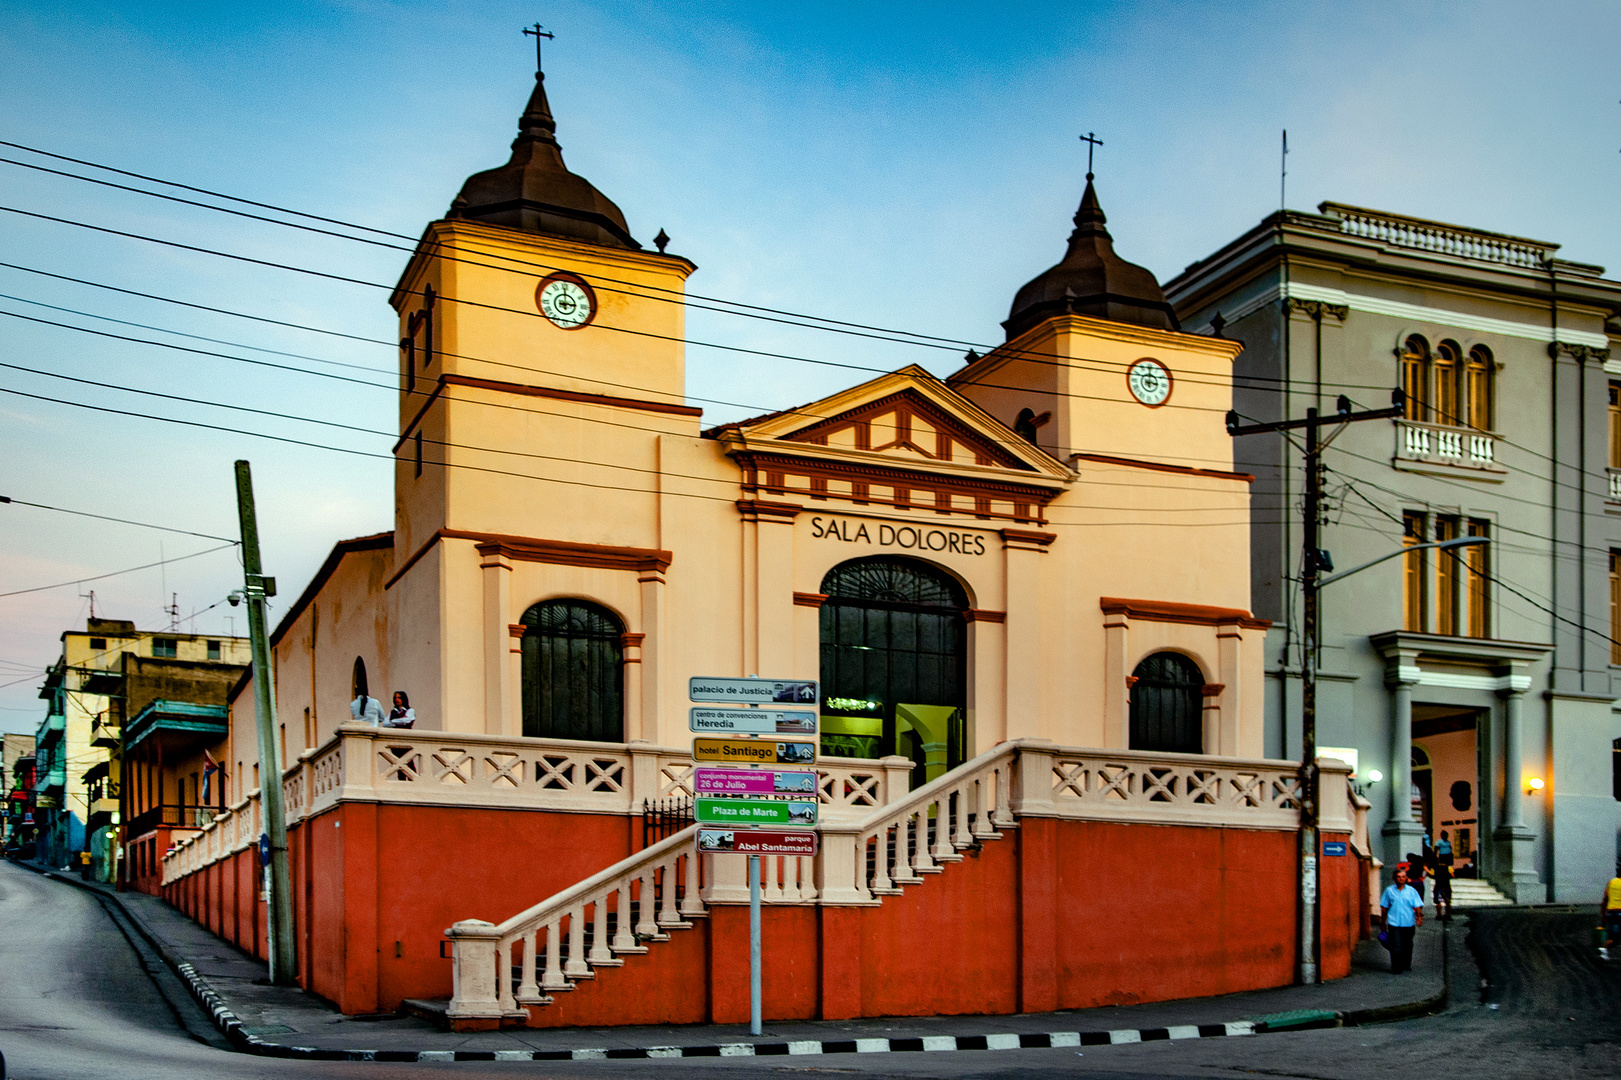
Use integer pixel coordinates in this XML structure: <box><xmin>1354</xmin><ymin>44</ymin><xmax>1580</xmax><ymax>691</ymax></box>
<box><xmin>233</xmin><ymin>460</ymin><xmax>296</xmax><ymax>985</ymax></box>
<box><xmin>1227</xmin><ymin>391</ymin><xmax>1403</xmax><ymax>985</ymax></box>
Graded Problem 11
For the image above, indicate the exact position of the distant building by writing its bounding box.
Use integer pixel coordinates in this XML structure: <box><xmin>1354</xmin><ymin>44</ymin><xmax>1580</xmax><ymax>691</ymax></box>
<box><xmin>30</xmin><ymin>617</ymin><xmax>247</xmax><ymax>881</ymax></box>
<box><xmin>1166</xmin><ymin>202</ymin><xmax>1621</xmax><ymax>901</ymax></box>
<box><xmin>2</xmin><ymin>733</ymin><xmax>37</xmax><ymax>846</ymax></box>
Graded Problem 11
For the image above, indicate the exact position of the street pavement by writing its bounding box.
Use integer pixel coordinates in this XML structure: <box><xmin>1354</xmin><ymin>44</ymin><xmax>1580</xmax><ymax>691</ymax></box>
<box><xmin>1</xmin><ymin>857</ymin><xmax>1617</xmax><ymax>1078</ymax></box>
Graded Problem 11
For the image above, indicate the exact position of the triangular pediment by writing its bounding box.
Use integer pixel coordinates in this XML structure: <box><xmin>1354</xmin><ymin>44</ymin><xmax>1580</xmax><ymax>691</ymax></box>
<box><xmin>712</xmin><ymin>365</ymin><xmax>1070</xmax><ymax>485</ymax></box>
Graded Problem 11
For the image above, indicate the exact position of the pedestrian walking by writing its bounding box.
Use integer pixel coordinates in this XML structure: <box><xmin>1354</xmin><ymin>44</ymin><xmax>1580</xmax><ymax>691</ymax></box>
<box><xmin>1600</xmin><ymin>869</ymin><xmax>1621</xmax><ymax>960</ymax></box>
<box><xmin>1380</xmin><ymin>868</ymin><xmax>1425</xmax><ymax>974</ymax></box>
<box><xmin>1432</xmin><ymin>856</ymin><xmax>1452</xmax><ymax>921</ymax></box>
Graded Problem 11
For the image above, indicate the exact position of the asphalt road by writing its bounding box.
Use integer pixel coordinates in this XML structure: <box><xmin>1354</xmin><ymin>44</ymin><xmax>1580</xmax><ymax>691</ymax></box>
<box><xmin>1</xmin><ymin>858</ymin><xmax>1617</xmax><ymax>1079</ymax></box>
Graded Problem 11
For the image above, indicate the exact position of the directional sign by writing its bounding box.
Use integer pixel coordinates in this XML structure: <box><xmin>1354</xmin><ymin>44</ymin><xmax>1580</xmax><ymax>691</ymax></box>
<box><xmin>694</xmin><ymin>766</ymin><xmax>817</xmax><ymax>796</ymax></box>
<box><xmin>690</xmin><ymin>708</ymin><xmax>817</xmax><ymax>736</ymax></box>
<box><xmin>1322</xmin><ymin>841</ymin><xmax>1348</xmax><ymax>857</ymax></box>
<box><xmin>692</xmin><ymin>737</ymin><xmax>818</xmax><ymax>766</ymax></box>
<box><xmin>695</xmin><ymin>796</ymin><xmax>818</xmax><ymax>828</ymax></box>
<box><xmin>689</xmin><ymin>677</ymin><xmax>820</xmax><ymax>706</ymax></box>
<box><xmin>697</xmin><ymin>829</ymin><xmax>820</xmax><ymax>856</ymax></box>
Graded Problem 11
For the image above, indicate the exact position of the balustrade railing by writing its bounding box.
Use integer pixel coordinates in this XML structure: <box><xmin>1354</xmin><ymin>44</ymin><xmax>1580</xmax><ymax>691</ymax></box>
<box><xmin>1032</xmin><ymin>746</ymin><xmax>1307</xmax><ymax>830</ymax></box>
<box><xmin>1396</xmin><ymin>420</ymin><xmax>1498</xmax><ymax>471</ymax></box>
<box><xmin>445</xmin><ymin>826</ymin><xmax>706</xmax><ymax>1022</ymax></box>
<box><xmin>1320</xmin><ymin>204</ymin><xmax>1554</xmax><ymax>269</ymax></box>
<box><xmin>1609</xmin><ymin>470</ymin><xmax>1621</xmax><ymax>501</ymax></box>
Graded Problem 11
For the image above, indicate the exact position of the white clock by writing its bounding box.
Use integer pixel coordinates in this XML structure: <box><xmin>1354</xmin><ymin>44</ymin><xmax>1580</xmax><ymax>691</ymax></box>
<box><xmin>1127</xmin><ymin>358</ymin><xmax>1172</xmax><ymax>407</ymax></box>
<box><xmin>536</xmin><ymin>275</ymin><xmax>595</xmax><ymax>330</ymax></box>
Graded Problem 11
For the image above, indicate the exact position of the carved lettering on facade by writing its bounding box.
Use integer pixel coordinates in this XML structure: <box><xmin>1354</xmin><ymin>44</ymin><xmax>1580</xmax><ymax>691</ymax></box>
<box><xmin>809</xmin><ymin>516</ymin><xmax>987</xmax><ymax>556</ymax></box>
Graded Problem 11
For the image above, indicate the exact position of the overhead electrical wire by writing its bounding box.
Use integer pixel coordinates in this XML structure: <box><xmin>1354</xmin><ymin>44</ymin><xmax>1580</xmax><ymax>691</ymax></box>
<box><xmin>0</xmin><ymin>542</ymin><xmax>238</xmax><ymax>599</ymax></box>
<box><xmin>0</xmin><ymin>496</ymin><xmax>238</xmax><ymax>543</ymax></box>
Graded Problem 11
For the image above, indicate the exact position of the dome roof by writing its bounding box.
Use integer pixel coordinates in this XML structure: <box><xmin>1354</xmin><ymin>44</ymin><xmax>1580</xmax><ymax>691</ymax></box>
<box><xmin>1003</xmin><ymin>177</ymin><xmax>1178</xmax><ymax>339</ymax></box>
<box><xmin>449</xmin><ymin>73</ymin><xmax>640</xmax><ymax>250</ymax></box>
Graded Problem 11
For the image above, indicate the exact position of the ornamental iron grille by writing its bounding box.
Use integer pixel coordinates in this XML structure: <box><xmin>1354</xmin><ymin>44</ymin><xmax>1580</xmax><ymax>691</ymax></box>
<box><xmin>818</xmin><ymin>557</ymin><xmax>967</xmax><ymax>781</ymax></box>
<box><xmin>1128</xmin><ymin>651</ymin><xmax>1204</xmax><ymax>754</ymax></box>
<box><xmin>520</xmin><ymin>600</ymin><xmax>624</xmax><ymax>742</ymax></box>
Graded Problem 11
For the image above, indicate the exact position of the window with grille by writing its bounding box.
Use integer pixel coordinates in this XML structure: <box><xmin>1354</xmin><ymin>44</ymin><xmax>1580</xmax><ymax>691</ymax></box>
<box><xmin>520</xmin><ymin>600</ymin><xmax>624</xmax><ymax>742</ymax></box>
<box><xmin>1129</xmin><ymin>652</ymin><xmax>1204</xmax><ymax>754</ymax></box>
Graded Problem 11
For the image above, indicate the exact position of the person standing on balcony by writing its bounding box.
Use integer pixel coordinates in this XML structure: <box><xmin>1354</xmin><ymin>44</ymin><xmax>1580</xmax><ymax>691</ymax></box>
<box><xmin>1381</xmin><ymin>868</ymin><xmax>1425</xmax><ymax>974</ymax></box>
<box><xmin>382</xmin><ymin>691</ymin><xmax>415</xmax><ymax>729</ymax></box>
<box><xmin>350</xmin><ymin>692</ymin><xmax>385</xmax><ymax>725</ymax></box>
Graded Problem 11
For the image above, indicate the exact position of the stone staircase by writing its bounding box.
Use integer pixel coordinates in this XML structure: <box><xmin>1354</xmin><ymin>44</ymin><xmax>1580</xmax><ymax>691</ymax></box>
<box><xmin>1447</xmin><ymin>876</ymin><xmax>1513</xmax><ymax>908</ymax></box>
<box><xmin>443</xmin><ymin>743</ymin><xmax>1020</xmax><ymax>1027</ymax></box>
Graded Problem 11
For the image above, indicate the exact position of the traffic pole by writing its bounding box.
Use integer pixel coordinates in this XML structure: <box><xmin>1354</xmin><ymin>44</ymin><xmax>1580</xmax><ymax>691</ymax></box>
<box><xmin>234</xmin><ymin>460</ymin><xmax>296</xmax><ymax>985</ymax></box>
<box><xmin>749</xmin><ymin>853</ymin><xmax>762</xmax><ymax>1036</ymax></box>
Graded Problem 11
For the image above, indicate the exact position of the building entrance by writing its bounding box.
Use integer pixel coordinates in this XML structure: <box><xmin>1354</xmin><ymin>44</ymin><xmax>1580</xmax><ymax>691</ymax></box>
<box><xmin>817</xmin><ymin>557</ymin><xmax>968</xmax><ymax>789</ymax></box>
<box><xmin>1412</xmin><ymin>706</ymin><xmax>1482</xmax><ymax>878</ymax></box>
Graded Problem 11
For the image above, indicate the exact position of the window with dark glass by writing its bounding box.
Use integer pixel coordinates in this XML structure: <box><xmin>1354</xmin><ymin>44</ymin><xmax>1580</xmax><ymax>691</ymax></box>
<box><xmin>207</xmin><ymin>639</ymin><xmax>221</xmax><ymax>660</ymax></box>
<box><xmin>152</xmin><ymin>637</ymin><xmax>177</xmax><ymax>658</ymax></box>
<box><xmin>1128</xmin><ymin>652</ymin><xmax>1204</xmax><ymax>754</ymax></box>
<box><xmin>520</xmin><ymin>600</ymin><xmax>624</xmax><ymax>742</ymax></box>
<box><xmin>818</xmin><ymin>557</ymin><xmax>967</xmax><ymax>786</ymax></box>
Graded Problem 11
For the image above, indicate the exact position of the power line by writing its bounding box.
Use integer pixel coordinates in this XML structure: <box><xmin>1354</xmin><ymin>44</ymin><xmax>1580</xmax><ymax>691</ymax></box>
<box><xmin>0</xmin><ymin>496</ymin><xmax>238</xmax><ymax>543</ymax></box>
<box><xmin>0</xmin><ymin>542</ymin><xmax>238</xmax><ymax>599</ymax></box>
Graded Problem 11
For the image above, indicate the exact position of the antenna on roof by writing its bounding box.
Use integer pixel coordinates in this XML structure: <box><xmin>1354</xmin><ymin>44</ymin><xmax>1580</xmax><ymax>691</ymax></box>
<box><xmin>1280</xmin><ymin>129</ymin><xmax>1288</xmax><ymax>213</ymax></box>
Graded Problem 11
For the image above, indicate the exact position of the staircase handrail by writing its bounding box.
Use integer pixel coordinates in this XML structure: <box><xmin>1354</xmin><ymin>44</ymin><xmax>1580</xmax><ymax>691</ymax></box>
<box><xmin>844</xmin><ymin>741</ymin><xmax>1020</xmax><ymax>834</ymax></box>
<box><xmin>490</xmin><ymin>824</ymin><xmax>698</xmax><ymax>938</ymax></box>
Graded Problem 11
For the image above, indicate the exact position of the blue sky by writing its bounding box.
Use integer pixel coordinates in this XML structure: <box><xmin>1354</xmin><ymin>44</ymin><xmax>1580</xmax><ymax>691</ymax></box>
<box><xmin>2</xmin><ymin>0</ymin><xmax>1617</xmax><ymax>730</ymax></box>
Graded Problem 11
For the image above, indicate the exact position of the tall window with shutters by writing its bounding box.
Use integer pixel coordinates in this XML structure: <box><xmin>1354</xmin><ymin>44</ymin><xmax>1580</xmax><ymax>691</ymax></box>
<box><xmin>1466</xmin><ymin>346</ymin><xmax>1493</xmax><ymax>430</ymax></box>
<box><xmin>1433</xmin><ymin>342</ymin><xmax>1461</xmax><ymax>426</ymax></box>
<box><xmin>1611</xmin><ymin>551</ymin><xmax>1621</xmax><ymax>665</ymax></box>
<box><xmin>1403</xmin><ymin>511</ymin><xmax>1428</xmax><ymax>632</ymax></box>
<box><xmin>1435</xmin><ymin>516</ymin><xmax>1460</xmax><ymax>636</ymax></box>
<box><xmin>1401</xmin><ymin>336</ymin><xmax>1430</xmax><ymax>422</ymax></box>
<box><xmin>1609</xmin><ymin>384</ymin><xmax>1621</xmax><ymax>471</ymax></box>
<box><xmin>1465</xmin><ymin>519</ymin><xmax>1490</xmax><ymax>639</ymax></box>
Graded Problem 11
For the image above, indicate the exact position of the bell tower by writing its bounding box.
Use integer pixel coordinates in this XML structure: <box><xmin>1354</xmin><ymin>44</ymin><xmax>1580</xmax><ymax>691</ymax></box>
<box><xmin>389</xmin><ymin>54</ymin><xmax>700</xmax><ymax>560</ymax></box>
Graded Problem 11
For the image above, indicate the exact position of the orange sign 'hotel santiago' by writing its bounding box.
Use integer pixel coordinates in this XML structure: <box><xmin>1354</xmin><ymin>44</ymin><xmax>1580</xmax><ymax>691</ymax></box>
<box><xmin>133</xmin><ymin>57</ymin><xmax>1371</xmax><ymax>1027</ymax></box>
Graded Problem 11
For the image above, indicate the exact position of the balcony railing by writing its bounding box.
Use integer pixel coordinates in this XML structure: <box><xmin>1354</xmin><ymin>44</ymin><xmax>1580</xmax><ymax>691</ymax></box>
<box><xmin>1608</xmin><ymin>469</ymin><xmax>1621</xmax><ymax>502</ymax></box>
<box><xmin>1319</xmin><ymin>203</ymin><xmax>1556</xmax><ymax>269</ymax></box>
<box><xmin>1396</xmin><ymin>420</ymin><xmax>1501</xmax><ymax>473</ymax></box>
<box><xmin>126</xmin><ymin>803</ymin><xmax>218</xmax><ymax>837</ymax></box>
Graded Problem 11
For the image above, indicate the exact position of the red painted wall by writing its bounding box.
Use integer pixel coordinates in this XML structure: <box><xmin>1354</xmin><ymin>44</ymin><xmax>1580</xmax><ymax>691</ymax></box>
<box><xmin>161</xmin><ymin>806</ymin><xmax>1359</xmax><ymax>1024</ymax></box>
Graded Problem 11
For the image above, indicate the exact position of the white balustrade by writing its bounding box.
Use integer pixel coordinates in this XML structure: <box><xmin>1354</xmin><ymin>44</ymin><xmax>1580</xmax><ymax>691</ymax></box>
<box><xmin>1435</xmin><ymin>429</ymin><xmax>1463</xmax><ymax>459</ymax></box>
<box><xmin>1325</xmin><ymin>205</ymin><xmax>1552</xmax><ymax>269</ymax></box>
<box><xmin>446</xmin><ymin>826</ymin><xmax>705</xmax><ymax>1023</ymax></box>
<box><xmin>1398</xmin><ymin>421</ymin><xmax>1498</xmax><ymax>472</ymax></box>
<box><xmin>1469</xmin><ymin>434</ymin><xmax>1494</xmax><ymax>465</ymax></box>
<box><xmin>1042</xmin><ymin>748</ymin><xmax>1304</xmax><ymax>830</ymax></box>
<box><xmin>1402</xmin><ymin>423</ymin><xmax>1430</xmax><ymax>458</ymax></box>
<box><xmin>1609</xmin><ymin>470</ymin><xmax>1621</xmax><ymax>501</ymax></box>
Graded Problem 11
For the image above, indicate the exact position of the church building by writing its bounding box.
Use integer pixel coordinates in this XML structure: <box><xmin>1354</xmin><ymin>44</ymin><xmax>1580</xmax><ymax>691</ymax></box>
<box><xmin>152</xmin><ymin>58</ymin><xmax>1368</xmax><ymax>1026</ymax></box>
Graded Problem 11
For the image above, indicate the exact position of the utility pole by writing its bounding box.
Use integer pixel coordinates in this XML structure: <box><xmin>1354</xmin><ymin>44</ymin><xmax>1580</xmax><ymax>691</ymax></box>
<box><xmin>233</xmin><ymin>460</ymin><xmax>296</xmax><ymax>985</ymax></box>
<box><xmin>1227</xmin><ymin>390</ymin><xmax>1404</xmax><ymax>985</ymax></box>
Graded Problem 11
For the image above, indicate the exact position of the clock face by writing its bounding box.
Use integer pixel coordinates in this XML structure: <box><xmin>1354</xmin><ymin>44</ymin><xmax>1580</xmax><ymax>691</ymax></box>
<box><xmin>536</xmin><ymin>275</ymin><xmax>595</xmax><ymax>329</ymax></box>
<box><xmin>1127</xmin><ymin>358</ymin><xmax>1172</xmax><ymax>407</ymax></box>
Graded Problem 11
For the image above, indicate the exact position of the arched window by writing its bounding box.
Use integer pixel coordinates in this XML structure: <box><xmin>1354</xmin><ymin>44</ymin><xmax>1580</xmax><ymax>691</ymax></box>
<box><xmin>520</xmin><ymin>600</ymin><xmax>624</xmax><ymax>742</ymax></box>
<box><xmin>1128</xmin><ymin>652</ymin><xmax>1204</xmax><ymax>754</ymax></box>
<box><xmin>1466</xmin><ymin>346</ymin><xmax>1493</xmax><ymax>431</ymax></box>
<box><xmin>819</xmin><ymin>557</ymin><xmax>967</xmax><ymax>784</ymax></box>
<box><xmin>351</xmin><ymin>657</ymin><xmax>369</xmax><ymax>702</ymax></box>
<box><xmin>1400</xmin><ymin>335</ymin><xmax>1430</xmax><ymax>422</ymax></box>
<box><xmin>1434</xmin><ymin>341</ymin><xmax>1461</xmax><ymax>426</ymax></box>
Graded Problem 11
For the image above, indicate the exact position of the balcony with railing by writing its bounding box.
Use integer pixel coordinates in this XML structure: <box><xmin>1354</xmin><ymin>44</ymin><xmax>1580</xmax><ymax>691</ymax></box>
<box><xmin>1317</xmin><ymin>203</ymin><xmax>1557</xmax><ymax>270</ymax></box>
<box><xmin>1395</xmin><ymin>420</ymin><xmax>1504</xmax><ymax>477</ymax></box>
<box><xmin>126</xmin><ymin>803</ymin><xmax>216</xmax><ymax>838</ymax></box>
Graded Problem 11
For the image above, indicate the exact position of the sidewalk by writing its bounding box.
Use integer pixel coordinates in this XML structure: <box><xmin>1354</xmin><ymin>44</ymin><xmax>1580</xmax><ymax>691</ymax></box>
<box><xmin>26</xmin><ymin>860</ymin><xmax>1448</xmax><ymax>1062</ymax></box>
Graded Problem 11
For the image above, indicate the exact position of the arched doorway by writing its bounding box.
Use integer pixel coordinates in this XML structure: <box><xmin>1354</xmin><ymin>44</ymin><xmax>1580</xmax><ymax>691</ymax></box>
<box><xmin>1128</xmin><ymin>652</ymin><xmax>1204</xmax><ymax>753</ymax></box>
<box><xmin>818</xmin><ymin>557</ymin><xmax>968</xmax><ymax>787</ymax></box>
<box><xmin>519</xmin><ymin>599</ymin><xmax>624</xmax><ymax>741</ymax></box>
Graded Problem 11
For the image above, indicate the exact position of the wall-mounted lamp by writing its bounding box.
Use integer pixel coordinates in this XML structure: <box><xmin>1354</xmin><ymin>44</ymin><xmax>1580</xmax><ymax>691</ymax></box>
<box><xmin>1526</xmin><ymin>777</ymin><xmax>1545</xmax><ymax>794</ymax></box>
<box><xmin>1366</xmin><ymin>769</ymin><xmax>1384</xmax><ymax>784</ymax></box>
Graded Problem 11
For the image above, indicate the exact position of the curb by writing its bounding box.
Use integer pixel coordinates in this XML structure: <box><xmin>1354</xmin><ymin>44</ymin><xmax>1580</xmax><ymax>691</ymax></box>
<box><xmin>10</xmin><ymin>857</ymin><xmax>1452</xmax><ymax>1064</ymax></box>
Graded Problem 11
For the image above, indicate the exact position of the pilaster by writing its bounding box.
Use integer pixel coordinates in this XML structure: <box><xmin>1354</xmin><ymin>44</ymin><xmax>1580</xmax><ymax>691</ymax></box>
<box><xmin>477</xmin><ymin>546</ymin><xmax>515</xmax><ymax>737</ymax></box>
<box><xmin>1002</xmin><ymin>529</ymin><xmax>1053</xmax><ymax>740</ymax></box>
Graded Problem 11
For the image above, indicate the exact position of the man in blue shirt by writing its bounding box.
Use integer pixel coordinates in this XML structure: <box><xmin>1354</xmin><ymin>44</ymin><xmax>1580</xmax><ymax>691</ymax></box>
<box><xmin>1380</xmin><ymin>868</ymin><xmax>1425</xmax><ymax>974</ymax></box>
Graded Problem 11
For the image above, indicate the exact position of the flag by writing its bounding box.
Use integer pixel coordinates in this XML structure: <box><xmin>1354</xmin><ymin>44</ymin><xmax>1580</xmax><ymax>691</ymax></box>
<box><xmin>202</xmin><ymin>750</ymin><xmax>219</xmax><ymax>803</ymax></box>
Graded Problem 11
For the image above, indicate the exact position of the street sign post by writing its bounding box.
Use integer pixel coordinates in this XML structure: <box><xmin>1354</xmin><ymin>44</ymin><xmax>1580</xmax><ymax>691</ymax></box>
<box><xmin>695</xmin><ymin>796</ymin><xmax>818</xmax><ymax>828</ymax></box>
<box><xmin>689</xmin><ymin>677</ymin><xmax>819</xmax><ymax>705</ymax></box>
<box><xmin>693</xmin><ymin>766</ymin><xmax>817</xmax><ymax>796</ymax></box>
<box><xmin>691</xmin><ymin>737</ymin><xmax>817</xmax><ymax>765</ymax></box>
<box><xmin>689</xmin><ymin>708</ymin><xmax>817</xmax><ymax>735</ymax></box>
<box><xmin>685</xmin><ymin>675</ymin><xmax>821</xmax><ymax>1039</ymax></box>
<box><xmin>697</xmin><ymin>829</ymin><xmax>820</xmax><ymax>856</ymax></box>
